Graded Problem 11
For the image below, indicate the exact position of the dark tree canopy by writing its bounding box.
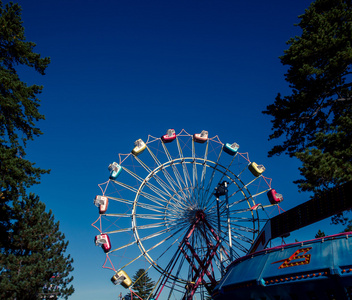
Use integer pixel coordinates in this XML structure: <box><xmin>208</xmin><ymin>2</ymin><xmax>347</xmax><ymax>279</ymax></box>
<box><xmin>132</xmin><ymin>269</ymin><xmax>155</xmax><ymax>300</ymax></box>
<box><xmin>0</xmin><ymin>0</ymin><xmax>50</xmax><ymax>197</ymax></box>
<box><xmin>0</xmin><ymin>1</ymin><xmax>74</xmax><ymax>298</ymax></box>
<box><xmin>263</xmin><ymin>0</ymin><xmax>352</xmax><ymax>193</ymax></box>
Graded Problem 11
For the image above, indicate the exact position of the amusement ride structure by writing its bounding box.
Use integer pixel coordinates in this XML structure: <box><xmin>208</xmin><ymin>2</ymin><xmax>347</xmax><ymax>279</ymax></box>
<box><xmin>92</xmin><ymin>129</ymin><xmax>352</xmax><ymax>299</ymax></box>
<box><xmin>92</xmin><ymin>129</ymin><xmax>285</xmax><ymax>299</ymax></box>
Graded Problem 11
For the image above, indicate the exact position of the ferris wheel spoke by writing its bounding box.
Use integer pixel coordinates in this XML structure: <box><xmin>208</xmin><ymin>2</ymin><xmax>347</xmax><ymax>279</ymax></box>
<box><xmin>145</xmin><ymin>171</ymin><xmax>188</xmax><ymax>204</ymax></box>
<box><xmin>161</xmin><ymin>144</ymin><xmax>191</xmax><ymax>196</ymax></box>
<box><xmin>127</xmin><ymin>156</ymin><xmax>153</xmax><ymax>176</ymax></box>
<box><xmin>166</xmin><ymin>192</ymin><xmax>195</xmax><ymax>212</ymax></box>
<box><xmin>166</xmin><ymin>256</ymin><xmax>187</xmax><ymax>299</ymax></box>
<box><xmin>180</xmin><ymin>161</ymin><xmax>193</xmax><ymax>193</ymax></box>
<box><xmin>108</xmin><ymin>196</ymin><xmax>135</xmax><ymax>206</ymax></box>
<box><xmin>168</xmin><ymin>163</ymin><xmax>195</xmax><ymax>206</ymax></box>
<box><xmin>230</xmin><ymin>207</ymin><xmax>252</xmax><ymax>214</ymax></box>
<box><xmin>160</xmin><ymin>204</ymin><xmax>187</xmax><ymax>220</ymax></box>
<box><xmin>138</xmin><ymin>226</ymin><xmax>177</xmax><ymax>242</ymax></box>
<box><xmin>161</xmin><ymin>140</ymin><xmax>174</xmax><ymax>162</ymax></box>
<box><xmin>231</xmin><ymin>216</ymin><xmax>258</xmax><ymax>222</ymax></box>
<box><xmin>197</xmin><ymin>154</ymin><xmax>210</xmax><ymax>206</ymax></box>
<box><xmin>176</xmin><ymin>136</ymin><xmax>189</xmax><ymax>160</ymax></box>
<box><xmin>159</xmin><ymin>169</ymin><xmax>197</xmax><ymax>207</ymax></box>
<box><xmin>105</xmin><ymin>227</ymin><xmax>133</xmax><ymax>234</ymax></box>
<box><xmin>137</xmin><ymin>189</ymin><xmax>174</xmax><ymax>207</ymax></box>
<box><xmin>109</xmin><ymin>239</ymin><xmax>138</xmax><ymax>253</ymax></box>
<box><xmin>231</xmin><ymin>231</ymin><xmax>253</xmax><ymax>244</ymax></box>
<box><xmin>157</xmin><ymin>154</ymin><xmax>192</xmax><ymax>200</ymax></box>
<box><xmin>135</xmin><ymin>221</ymin><xmax>170</xmax><ymax>230</ymax></box>
<box><xmin>117</xmin><ymin>251</ymin><xmax>150</xmax><ymax>273</ymax></box>
<box><xmin>126</xmin><ymin>157</ymin><xmax>184</xmax><ymax>203</ymax></box>
<box><xmin>191</xmin><ymin>138</ymin><xmax>196</xmax><ymax>159</ymax></box>
<box><xmin>226</xmin><ymin>240</ymin><xmax>249</xmax><ymax>255</ymax></box>
<box><xmin>168</xmin><ymin>165</ymin><xmax>192</xmax><ymax>199</ymax></box>
<box><xmin>152</xmin><ymin>227</ymin><xmax>187</xmax><ymax>260</ymax></box>
<box><xmin>229</xmin><ymin>223</ymin><xmax>258</xmax><ymax>233</ymax></box>
<box><xmin>251</xmin><ymin>189</ymin><xmax>271</xmax><ymax>198</ymax></box>
<box><xmin>111</xmin><ymin>180</ymin><xmax>168</xmax><ymax>205</ymax></box>
<box><xmin>145</xmin><ymin>145</ymin><xmax>163</xmax><ymax>167</ymax></box>
<box><xmin>134</xmin><ymin>202</ymin><xmax>166</xmax><ymax>214</ymax></box>
<box><xmin>229</xmin><ymin>239</ymin><xmax>249</xmax><ymax>255</ymax></box>
<box><xmin>122</xmin><ymin>163</ymin><xmax>149</xmax><ymax>182</ymax></box>
<box><xmin>140</xmin><ymin>227</ymin><xmax>188</xmax><ymax>265</ymax></box>
<box><xmin>202</xmin><ymin>144</ymin><xmax>223</xmax><ymax>194</ymax></box>
<box><xmin>228</xmin><ymin>186</ymin><xmax>250</xmax><ymax>200</ymax></box>
<box><xmin>134</xmin><ymin>214</ymin><xmax>168</xmax><ymax>220</ymax></box>
<box><xmin>133</xmin><ymin>152</ymin><xmax>169</xmax><ymax>189</ymax></box>
<box><xmin>198</xmin><ymin>164</ymin><xmax>208</xmax><ymax>204</ymax></box>
<box><xmin>215</xmin><ymin>154</ymin><xmax>239</xmax><ymax>186</ymax></box>
<box><xmin>153</xmin><ymin>235</ymin><xmax>188</xmax><ymax>298</ymax></box>
<box><xmin>160</xmin><ymin>168</ymin><xmax>189</xmax><ymax>199</ymax></box>
<box><xmin>192</xmin><ymin>160</ymin><xmax>199</xmax><ymax>192</ymax></box>
<box><xmin>243</xmin><ymin>174</ymin><xmax>264</xmax><ymax>189</ymax></box>
<box><xmin>123</xmin><ymin>167</ymin><xmax>177</xmax><ymax>201</ymax></box>
<box><xmin>104</xmin><ymin>213</ymin><xmax>132</xmax><ymax>218</ymax></box>
<box><xmin>175</xmin><ymin>137</ymin><xmax>193</xmax><ymax>192</ymax></box>
<box><xmin>202</xmin><ymin>164</ymin><xmax>221</xmax><ymax>204</ymax></box>
<box><xmin>228</xmin><ymin>196</ymin><xmax>250</xmax><ymax>208</ymax></box>
<box><xmin>203</xmin><ymin>163</ymin><xmax>242</xmax><ymax>208</ymax></box>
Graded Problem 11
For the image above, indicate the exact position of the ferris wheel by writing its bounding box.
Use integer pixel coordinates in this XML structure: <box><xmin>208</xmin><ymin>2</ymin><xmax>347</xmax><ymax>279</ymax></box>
<box><xmin>92</xmin><ymin>129</ymin><xmax>284</xmax><ymax>299</ymax></box>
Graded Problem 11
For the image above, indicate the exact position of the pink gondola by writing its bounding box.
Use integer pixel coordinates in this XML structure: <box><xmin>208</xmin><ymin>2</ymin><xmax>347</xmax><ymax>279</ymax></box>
<box><xmin>161</xmin><ymin>129</ymin><xmax>176</xmax><ymax>143</ymax></box>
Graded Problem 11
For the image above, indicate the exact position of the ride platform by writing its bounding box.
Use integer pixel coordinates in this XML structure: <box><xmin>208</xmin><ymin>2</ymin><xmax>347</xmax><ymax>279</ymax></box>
<box><xmin>213</xmin><ymin>232</ymin><xmax>352</xmax><ymax>300</ymax></box>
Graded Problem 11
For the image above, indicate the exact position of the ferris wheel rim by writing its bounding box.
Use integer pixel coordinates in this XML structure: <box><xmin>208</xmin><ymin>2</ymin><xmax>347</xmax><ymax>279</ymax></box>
<box><xmin>130</xmin><ymin>155</ymin><xmax>260</xmax><ymax>283</ymax></box>
<box><xmin>93</xmin><ymin>129</ymin><xmax>282</xmax><ymax>298</ymax></box>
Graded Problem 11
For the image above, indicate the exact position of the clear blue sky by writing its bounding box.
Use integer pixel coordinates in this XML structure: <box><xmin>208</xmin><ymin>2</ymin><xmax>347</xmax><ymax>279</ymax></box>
<box><xmin>13</xmin><ymin>0</ymin><xmax>347</xmax><ymax>299</ymax></box>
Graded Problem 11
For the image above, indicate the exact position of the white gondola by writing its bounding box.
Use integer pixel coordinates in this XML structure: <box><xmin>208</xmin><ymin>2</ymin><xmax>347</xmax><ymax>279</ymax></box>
<box><xmin>94</xmin><ymin>195</ymin><xmax>109</xmax><ymax>213</ymax></box>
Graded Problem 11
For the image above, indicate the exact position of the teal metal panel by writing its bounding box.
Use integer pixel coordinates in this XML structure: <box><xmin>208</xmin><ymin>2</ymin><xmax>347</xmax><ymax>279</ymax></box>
<box><xmin>213</xmin><ymin>233</ymin><xmax>352</xmax><ymax>300</ymax></box>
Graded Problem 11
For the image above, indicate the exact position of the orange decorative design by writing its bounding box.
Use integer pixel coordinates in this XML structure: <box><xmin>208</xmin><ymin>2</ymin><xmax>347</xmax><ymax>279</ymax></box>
<box><xmin>272</xmin><ymin>247</ymin><xmax>312</xmax><ymax>269</ymax></box>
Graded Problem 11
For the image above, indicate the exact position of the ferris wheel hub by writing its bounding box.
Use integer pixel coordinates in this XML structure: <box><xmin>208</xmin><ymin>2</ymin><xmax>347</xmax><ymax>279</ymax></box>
<box><xmin>195</xmin><ymin>209</ymin><xmax>206</xmax><ymax>221</ymax></box>
<box><xmin>183</xmin><ymin>207</ymin><xmax>207</xmax><ymax>225</ymax></box>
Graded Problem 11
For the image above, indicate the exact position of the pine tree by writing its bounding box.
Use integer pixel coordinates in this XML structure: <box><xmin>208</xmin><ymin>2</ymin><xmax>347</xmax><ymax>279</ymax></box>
<box><xmin>132</xmin><ymin>269</ymin><xmax>155</xmax><ymax>300</ymax></box>
<box><xmin>263</xmin><ymin>0</ymin><xmax>352</xmax><ymax>193</ymax></box>
<box><xmin>0</xmin><ymin>1</ymin><xmax>50</xmax><ymax>197</ymax></box>
<box><xmin>0</xmin><ymin>194</ymin><xmax>74</xmax><ymax>299</ymax></box>
<box><xmin>0</xmin><ymin>1</ymin><xmax>74</xmax><ymax>298</ymax></box>
<box><xmin>315</xmin><ymin>229</ymin><xmax>326</xmax><ymax>238</ymax></box>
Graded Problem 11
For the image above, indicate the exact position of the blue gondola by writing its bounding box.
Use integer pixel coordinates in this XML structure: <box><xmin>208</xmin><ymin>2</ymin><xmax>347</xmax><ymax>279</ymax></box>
<box><xmin>108</xmin><ymin>162</ymin><xmax>122</xmax><ymax>180</ymax></box>
<box><xmin>223</xmin><ymin>142</ymin><xmax>239</xmax><ymax>155</ymax></box>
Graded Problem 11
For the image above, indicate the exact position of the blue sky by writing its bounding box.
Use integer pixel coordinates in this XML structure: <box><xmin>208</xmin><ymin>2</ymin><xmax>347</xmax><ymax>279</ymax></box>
<box><xmin>12</xmin><ymin>0</ymin><xmax>348</xmax><ymax>299</ymax></box>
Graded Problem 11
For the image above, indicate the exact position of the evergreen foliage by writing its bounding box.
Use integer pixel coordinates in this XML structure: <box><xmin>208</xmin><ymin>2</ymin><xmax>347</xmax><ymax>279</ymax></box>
<box><xmin>315</xmin><ymin>229</ymin><xmax>326</xmax><ymax>238</ymax></box>
<box><xmin>0</xmin><ymin>1</ymin><xmax>74</xmax><ymax>298</ymax></box>
<box><xmin>0</xmin><ymin>0</ymin><xmax>50</xmax><ymax>197</ymax></box>
<box><xmin>0</xmin><ymin>194</ymin><xmax>74</xmax><ymax>299</ymax></box>
<box><xmin>263</xmin><ymin>0</ymin><xmax>352</xmax><ymax>193</ymax></box>
<box><xmin>132</xmin><ymin>269</ymin><xmax>155</xmax><ymax>300</ymax></box>
<box><xmin>344</xmin><ymin>219</ymin><xmax>352</xmax><ymax>232</ymax></box>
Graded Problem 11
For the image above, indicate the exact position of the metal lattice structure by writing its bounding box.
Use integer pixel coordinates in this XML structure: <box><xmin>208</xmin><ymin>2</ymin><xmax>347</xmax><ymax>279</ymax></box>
<box><xmin>92</xmin><ymin>129</ymin><xmax>283</xmax><ymax>299</ymax></box>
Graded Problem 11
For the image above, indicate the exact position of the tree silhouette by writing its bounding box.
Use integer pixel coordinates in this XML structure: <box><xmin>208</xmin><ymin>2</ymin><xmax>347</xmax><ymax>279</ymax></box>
<box><xmin>315</xmin><ymin>229</ymin><xmax>326</xmax><ymax>238</ymax></box>
<box><xmin>132</xmin><ymin>269</ymin><xmax>155</xmax><ymax>300</ymax></box>
<box><xmin>263</xmin><ymin>0</ymin><xmax>352</xmax><ymax>193</ymax></box>
<box><xmin>0</xmin><ymin>2</ymin><xmax>74</xmax><ymax>298</ymax></box>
